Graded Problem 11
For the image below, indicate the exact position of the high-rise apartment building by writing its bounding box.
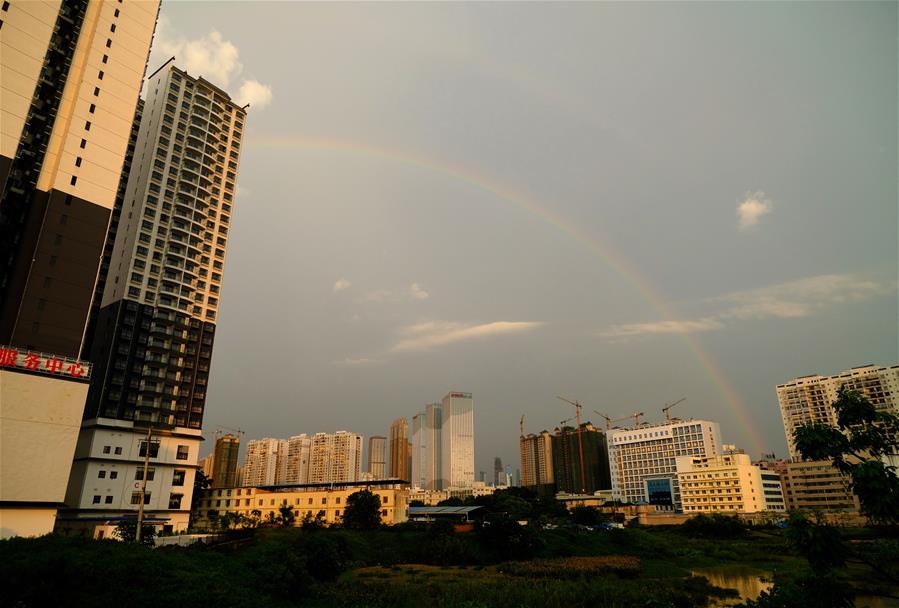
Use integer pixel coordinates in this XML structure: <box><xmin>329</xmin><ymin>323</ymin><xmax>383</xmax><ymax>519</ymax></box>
<box><xmin>493</xmin><ymin>457</ymin><xmax>503</xmax><ymax>486</ymax></box>
<box><xmin>520</xmin><ymin>430</ymin><xmax>554</xmax><ymax>490</ymax></box>
<box><xmin>424</xmin><ymin>403</ymin><xmax>442</xmax><ymax>489</ymax></box>
<box><xmin>411</xmin><ymin>412</ymin><xmax>426</xmax><ymax>488</ymax></box>
<box><xmin>608</xmin><ymin>419</ymin><xmax>721</xmax><ymax>509</ymax></box>
<box><xmin>368</xmin><ymin>435</ymin><xmax>387</xmax><ymax>480</ymax></box>
<box><xmin>551</xmin><ymin>423</ymin><xmax>611</xmax><ymax>494</ymax></box>
<box><xmin>211</xmin><ymin>433</ymin><xmax>240</xmax><ymax>488</ymax></box>
<box><xmin>1</xmin><ymin>0</ymin><xmax>159</xmax><ymax>356</ymax></box>
<box><xmin>309</xmin><ymin>431</ymin><xmax>362</xmax><ymax>484</ymax></box>
<box><xmin>0</xmin><ymin>0</ymin><xmax>159</xmax><ymax>538</ymax></box>
<box><xmin>389</xmin><ymin>417</ymin><xmax>409</xmax><ymax>481</ymax></box>
<box><xmin>777</xmin><ymin>364</ymin><xmax>899</xmax><ymax>461</ymax></box>
<box><xmin>241</xmin><ymin>438</ymin><xmax>287</xmax><ymax>487</ymax></box>
<box><xmin>284</xmin><ymin>434</ymin><xmax>311</xmax><ymax>485</ymax></box>
<box><xmin>440</xmin><ymin>392</ymin><xmax>474</xmax><ymax>489</ymax></box>
<box><xmin>61</xmin><ymin>63</ymin><xmax>249</xmax><ymax>533</ymax></box>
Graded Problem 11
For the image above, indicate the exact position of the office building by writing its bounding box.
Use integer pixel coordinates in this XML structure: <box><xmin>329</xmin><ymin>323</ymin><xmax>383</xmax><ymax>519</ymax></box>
<box><xmin>309</xmin><ymin>431</ymin><xmax>362</xmax><ymax>484</ymax></box>
<box><xmin>389</xmin><ymin>417</ymin><xmax>410</xmax><ymax>480</ymax></box>
<box><xmin>608</xmin><ymin>419</ymin><xmax>721</xmax><ymax>509</ymax></box>
<box><xmin>0</xmin><ymin>0</ymin><xmax>159</xmax><ymax>537</ymax></box>
<box><xmin>368</xmin><ymin>435</ymin><xmax>387</xmax><ymax>480</ymax></box>
<box><xmin>424</xmin><ymin>403</ymin><xmax>442</xmax><ymax>489</ymax></box>
<box><xmin>61</xmin><ymin>62</ymin><xmax>249</xmax><ymax>533</ymax></box>
<box><xmin>493</xmin><ymin>457</ymin><xmax>503</xmax><ymax>486</ymax></box>
<box><xmin>284</xmin><ymin>434</ymin><xmax>311</xmax><ymax>485</ymax></box>
<box><xmin>411</xmin><ymin>412</ymin><xmax>426</xmax><ymax>488</ymax></box>
<box><xmin>194</xmin><ymin>481</ymin><xmax>409</xmax><ymax>528</ymax></box>
<box><xmin>520</xmin><ymin>429</ymin><xmax>554</xmax><ymax>490</ymax></box>
<box><xmin>440</xmin><ymin>391</ymin><xmax>474</xmax><ymax>489</ymax></box>
<box><xmin>777</xmin><ymin>364</ymin><xmax>899</xmax><ymax>461</ymax></box>
<box><xmin>211</xmin><ymin>432</ymin><xmax>240</xmax><ymax>488</ymax></box>
<box><xmin>551</xmin><ymin>423</ymin><xmax>611</xmax><ymax>495</ymax></box>
<box><xmin>241</xmin><ymin>438</ymin><xmax>287</xmax><ymax>487</ymax></box>
<box><xmin>677</xmin><ymin>452</ymin><xmax>782</xmax><ymax>514</ymax></box>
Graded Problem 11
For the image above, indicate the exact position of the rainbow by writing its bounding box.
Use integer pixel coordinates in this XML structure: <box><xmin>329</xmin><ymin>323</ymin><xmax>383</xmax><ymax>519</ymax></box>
<box><xmin>246</xmin><ymin>133</ymin><xmax>767</xmax><ymax>454</ymax></box>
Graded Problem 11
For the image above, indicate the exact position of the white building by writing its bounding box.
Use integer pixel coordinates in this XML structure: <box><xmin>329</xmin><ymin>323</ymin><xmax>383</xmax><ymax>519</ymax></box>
<box><xmin>440</xmin><ymin>392</ymin><xmax>474</xmax><ymax>490</ymax></box>
<box><xmin>677</xmin><ymin>452</ymin><xmax>783</xmax><ymax>514</ymax></box>
<box><xmin>608</xmin><ymin>419</ymin><xmax>721</xmax><ymax>509</ymax></box>
<box><xmin>284</xmin><ymin>434</ymin><xmax>311</xmax><ymax>485</ymax></box>
<box><xmin>308</xmin><ymin>431</ymin><xmax>362</xmax><ymax>484</ymax></box>
<box><xmin>777</xmin><ymin>364</ymin><xmax>899</xmax><ymax>461</ymax></box>
<box><xmin>241</xmin><ymin>438</ymin><xmax>287</xmax><ymax>487</ymax></box>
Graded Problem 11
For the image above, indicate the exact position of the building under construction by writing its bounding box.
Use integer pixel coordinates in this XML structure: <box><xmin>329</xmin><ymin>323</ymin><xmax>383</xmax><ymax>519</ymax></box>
<box><xmin>520</xmin><ymin>422</ymin><xmax>612</xmax><ymax>496</ymax></box>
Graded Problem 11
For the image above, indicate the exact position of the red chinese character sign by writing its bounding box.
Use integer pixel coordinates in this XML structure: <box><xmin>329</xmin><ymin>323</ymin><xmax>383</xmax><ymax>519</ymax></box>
<box><xmin>0</xmin><ymin>345</ymin><xmax>91</xmax><ymax>381</ymax></box>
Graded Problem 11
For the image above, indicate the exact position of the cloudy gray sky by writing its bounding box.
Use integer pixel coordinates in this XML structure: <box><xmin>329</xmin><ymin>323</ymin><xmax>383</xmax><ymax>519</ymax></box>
<box><xmin>149</xmin><ymin>1</ymin><xmax>897</xmax><ymax>472</ymax></box>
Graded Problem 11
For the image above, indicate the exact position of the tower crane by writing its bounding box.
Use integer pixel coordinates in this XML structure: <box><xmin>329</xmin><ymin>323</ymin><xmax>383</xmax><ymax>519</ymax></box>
<box><xmin>595</xmin><ymin>411</ymin><xmax>644</xmax><ymax>430</ymax></box>
<box><xmin>557</xmin><ymin>396</ymin><xmax>587</xmax><ymax>494</ymax></box>
<box><xmin>632</xmin><ymin>412</ymin><xmax>646</xmax><ymax>427</ymax></box>
<box><xmin>520</xmin><ymin>415</ymin><xmax>525</xmax><ymax>437</ymax></box>
<box><xmin>662</xmin><ymin>398</ymin><xmax>687</xmax><ymax>422</ymax></box>
<box><xmin>215</xmin><ymin>425</ymin><xmax>245</xmax><ymax>440</ymax></box>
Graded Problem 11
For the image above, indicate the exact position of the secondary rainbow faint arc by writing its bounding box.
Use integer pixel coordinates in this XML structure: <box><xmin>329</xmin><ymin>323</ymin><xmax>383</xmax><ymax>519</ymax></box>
<box><xmin>249</xmin><ymin>133</ymin><xmax>767</xmax><ymax>453</ymax></box>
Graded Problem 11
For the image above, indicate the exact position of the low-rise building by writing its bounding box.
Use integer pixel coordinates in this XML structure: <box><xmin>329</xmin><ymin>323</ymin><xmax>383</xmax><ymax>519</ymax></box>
<box><xmin>193</xmin><ymin>481</ymin><xmax>409</xmax><ymax>528</ymax></box>
<box><xmin>676</xmin><ymin>452</ymin><xmax>779</xmax><ymax>514</ymax></box>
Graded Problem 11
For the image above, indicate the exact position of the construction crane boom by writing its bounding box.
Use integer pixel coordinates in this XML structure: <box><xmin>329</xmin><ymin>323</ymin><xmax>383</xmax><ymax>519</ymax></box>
<box><xmin>520</xmin><ymin>415</ymin><xmax>525</xmax><ymax>437</ymax></box>
<box><xmin>662</xmin><ymin>398</ymin><xmax>687</xmax><ymax>422</ymax></box>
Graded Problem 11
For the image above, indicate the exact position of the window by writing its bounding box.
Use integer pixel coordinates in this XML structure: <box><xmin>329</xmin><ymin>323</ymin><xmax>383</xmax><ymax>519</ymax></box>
<box><xmin>92</xmin><ymin>495</ymin><xmax>101</xmax><ymax>504</ymax></box>
<box><xmin>70</xmin><ymin>175</ymin><xmax>77</xmax><ymax>186</ymax></box>
<box><xmin>131</xmin><ymin>491</ymin><xmax>150</xmax><ymax>505</ymax></box>
<box><xmin>135</xmin><ymin>468</ymin><xmax>155</xmax><ymax>481</ymax></box>
<box><xmin>138</xmin><ymin>441</ymin><xmax>160</xmax><ymax>458</ymax></box>
<box><xmin>98</xmin><ymin>470</ymin><xmax>107</xmax><ymax>479</ymax></box>
<box><xmin>176</xmin><ymin>445</ymin><xmax>189</xmax><ymax>460</ymax></box>
<box><xmin>103</xmin><ymin>446</ymin><xmax>111</xmax><ymax>454</ymax></box>
<box><xmin>172</xmin><ymin>470</ymin><xmax>186</xmax><ymax>486</ymax></box>
<box><xmin>106</xmin><ymin>38</ymin><xmax>112</xmax><ymax>48</ymax></box>
<box><xmin>93</xmin><ymin>87</ymin><xmax>100</xmax><ymax>96</ymax></box>
<box><xmin>85</xmin><ymin>120</ymin><xmax>91</xmax><ymax>130</ymax></box>
<box><xmin>102</xmin><ymin>54</ymin><xmax>108</xmax><ymax>64</ymax></box>
<box><xmin>80</xmin><ymin>138</ymin><xmax>86</xmax><ymax>149</ymax></box>
<box><xmin>110</xmin><ymin>471</ymin><xmax>118</xmax><ymax>479</ymax></box>
<box><xmin>75</xmin><ymin>157</ymin><xmax>82</xmax><ymax>167</ymax></box>
<box><xmin>110</xmin><ymin>23</ymin><xmax>115</xmax><ymax>33</ymax></box>
<box><xmin>169</xmin><ymin>494</ymin><xmax>183</xmax><ymax>509</ymax></box>
<box><xmin>114</xmin><ymin>446</ymin><xmax>122</xmax><ymax>456</ymax></box>
<box><xmin>105</xmin><ymin>496</ymin><xmax>113</xmax><ymax>504</ymax></box>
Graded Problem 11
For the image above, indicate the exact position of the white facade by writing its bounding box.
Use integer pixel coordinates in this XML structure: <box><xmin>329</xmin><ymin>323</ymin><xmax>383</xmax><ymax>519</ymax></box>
<box><xmin>308</xmin><ymin>431</ymin><xmax>362</xmax><ymax>484</ymax></box>
<box><xmin>440</xmin><ymin>392</ymin><xmax>474</xmax><ymax>489</ymax></box>
<box><xmin>410</xmin><ymin>412</ymin><xmax>426</xmax><ymax>488</ymax></box>
<box><xmin>368</xmin><ymin>436</ymin><xmax>387</xmax><ymax>480</ymax></box>
<box><xmin>677</xmin><ymin>452</ymin><xmax>778</xmax><ymax>514</ymax></box>
<box><xmin>62</xmin><ymin>420</ymin><xmax>199</xmax><ymax>533</ymax></box>
<box><xmin>608</xmin><ymin>419</ymin><xmax>721</xmax><ymax>509</ymax></box>
<box><xmin>242</xmin><ymin>438</ymin><xmax>287</xmax><ymax>487</ymax></box>
<box><xmin>284</xmin><ymin>434</ymin><xmax>311</xmax><ymax>485</ymax></box>
<box><xmin>777</xmin><ymin>364</ymin><xmax>899</xmax><ymax>461</ymax></box>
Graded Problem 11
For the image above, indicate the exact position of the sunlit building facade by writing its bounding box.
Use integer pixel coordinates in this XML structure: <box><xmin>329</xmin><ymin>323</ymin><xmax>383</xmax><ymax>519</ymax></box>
<box><xmin>440</xmin><ymin>392</ymin><xmax>474</xmax><ymax>489</ymax></box>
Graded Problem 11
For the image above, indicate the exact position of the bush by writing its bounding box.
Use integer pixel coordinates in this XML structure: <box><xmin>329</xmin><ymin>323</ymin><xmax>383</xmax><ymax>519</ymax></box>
<box><xmin>681</xmin><ymin>514</ymin><xmax>746</xmax><ymax>538</ymax></box>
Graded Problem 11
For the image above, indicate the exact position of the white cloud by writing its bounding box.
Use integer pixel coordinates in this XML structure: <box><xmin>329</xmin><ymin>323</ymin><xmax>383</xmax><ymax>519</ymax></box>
<box><xmin>333</xmin><ymin>357</ymin><xmax>381</xmax><ymax>366</ymax></box>
<box><xmin>149</xmin><ymin>16</ymin><xmax>272</xmax><ymax>110</ymax></box>
<box><xmin>363</xmin><ymin>289</ymin><xmax>393</xmax><ymax>303</ymax></box>
<box><xmin>333</xmin><ymin>279</ymin><xmax>351</xmax><ymax>292</ymax></box>
<box><xmin>601</xmin><ymin>273</ymin><xmax>893</xmax><ymax>340</ymax></box>
<box><xmin>601</xmin><ymin>318</ymin><xmax>724</xmax><ymax>339</ymax></box>
<box><xmin>409</xmin><ymin>283</ymin><xmax>430</xmax><ymax>300</ymax></box>
<box><xmin>737</xmin><ymin>191</ymin><xmax>773</xmax><ymax>230</ymax></box>
<box><xmin>392</xmin><ymin>320</ymin><xmax>542</xmax><ymax>352</ymax></box>
<box><xmin>235</xmin><ymin>79</ymin><xmax>273</xmax><ymax>109</ymax></box>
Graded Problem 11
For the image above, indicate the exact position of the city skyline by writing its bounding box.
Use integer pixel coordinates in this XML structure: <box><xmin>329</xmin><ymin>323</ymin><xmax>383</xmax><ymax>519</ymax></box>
<box><xmin>146</xmin><ymin>2</ymin><xmax>896</xmax><ymax>477</ymax></box>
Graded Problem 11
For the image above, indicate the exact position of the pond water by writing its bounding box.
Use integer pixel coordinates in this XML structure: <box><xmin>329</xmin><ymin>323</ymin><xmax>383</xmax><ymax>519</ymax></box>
<box><xmin>690</xmin><ymin>566</ymin><xmax>772</xmax><ymax>606</ymax></box>
<box><xmin>691</xmin><ymin>566</ymin><xmax>899</xmax><ymax>608</ymax></box>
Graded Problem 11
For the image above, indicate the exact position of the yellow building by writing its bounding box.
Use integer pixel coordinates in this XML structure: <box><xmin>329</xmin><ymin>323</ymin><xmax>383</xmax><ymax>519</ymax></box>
<box><xmin>677</xmin><ymin>452</ymin><xmax>779</xmax><ymax>514</ymax></box>
<box><xmin>193</xmin><ymin>482</ymin><xmax>409</xmax><ymax>528</ymax></box>
<box><xmin>779</xmin><ymin>460</ymin><xmax>859</xmax><ymax>513</ymax></box>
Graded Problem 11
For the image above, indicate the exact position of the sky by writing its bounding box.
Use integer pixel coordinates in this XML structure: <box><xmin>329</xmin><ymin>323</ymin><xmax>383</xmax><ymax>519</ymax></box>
<box><xmin>146</xmin><ymin>1</ymin><xmax>898</xmax><ymax>473</ymax></box>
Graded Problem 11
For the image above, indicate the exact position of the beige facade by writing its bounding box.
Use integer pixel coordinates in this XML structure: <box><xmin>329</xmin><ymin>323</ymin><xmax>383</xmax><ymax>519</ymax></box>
<box><xmin>520</xmin><ymin>429</ymin><xmax>554</xmax><ymax>487</ymax></box>
<box><xmin>677</xmin><ymin>452</ymin><xmax>779</xmax><ymax>514</ymax></box>
<box><xmin>194</xmin><ymin>484</ymin><xmax>409</xmax><ymax>527</ymax></box>
<box><xmin>308</xmin><ymin>431</ymin><xmax>362</xmax><ymax>484</ymax></box>
<box><xmin>0</xmin><ymin>365</ymin><xmax>89</xmax><ymax>538</ymax></box>
<box><xmin>241</xmin><ymin>438</ymin><xmax>287</xmax><ymax>487</ymax></box>
<box><xmin>284</xmin><ymin>434</ymin><xmax>311</xmax><ymax>485</ymax></box>
<box><xmin>368</xmin><ymin>435</ymin><xmax>387</xmax><ymax>480</ymax></box>
<box><xmin>777</xmin><ymin>364</ymin><xmax>899</xmax><ymax>460</ymax></box>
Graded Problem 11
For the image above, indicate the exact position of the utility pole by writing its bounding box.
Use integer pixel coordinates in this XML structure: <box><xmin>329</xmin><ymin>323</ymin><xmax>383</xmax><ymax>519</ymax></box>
<box><xmin>557</xmin><ymin>396</ymin><xmax>587</xmax><ymax>494</ymax></box>
<box><xmin>135</xmin><ymin>425</ymin><xmax>152</xmax><ymax>544</ymax></box>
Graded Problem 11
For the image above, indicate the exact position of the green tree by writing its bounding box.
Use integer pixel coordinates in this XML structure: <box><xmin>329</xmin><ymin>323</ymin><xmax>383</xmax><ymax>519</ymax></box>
<box><xmin>342</xmin><ymin>489</ymin><xmax>382</xmax><ymax>530</ymax></box>
<box><xmin>278</xmin><ymin>504</ymin><xmax>296</xmax><ymax>527</ymax></box>
<box><xmin>570</xmin><ymin>505</ymin><xmax>600</xmax><ymax>526</ymax></box>
<box><xmin>302</xmin><ymin>510</ymin><xmax>327</xmax><ymax>530</ymax></box>
<box><xmin>794</xmin><ymin>387</ymin><xmax>899</xmax><ymax>523</ymax></box>
<box><xmin>112</xmin><ymin>520</ymin><xmax>156</xmax><ymax>546</ymax></box>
